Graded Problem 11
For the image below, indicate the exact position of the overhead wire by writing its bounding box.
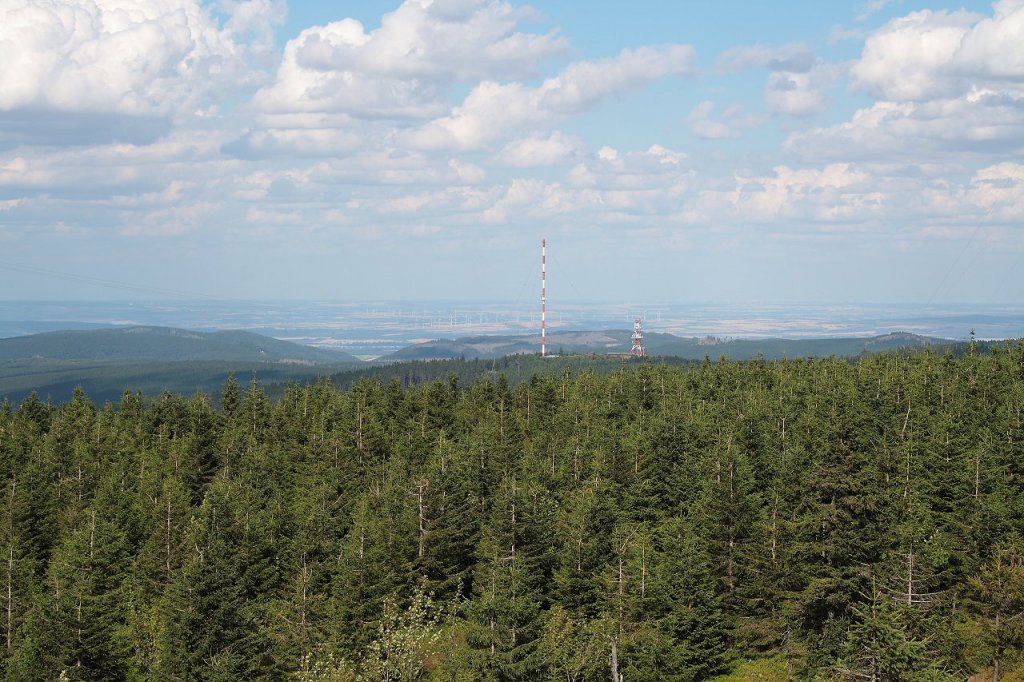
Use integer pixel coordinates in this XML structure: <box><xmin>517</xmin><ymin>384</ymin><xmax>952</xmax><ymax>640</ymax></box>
<box><xmin>924</xmin><ymin>221</ymin><xmax>984</xmax><ymax>308</ymax></box>
<box><xmin>545</xmin><ymin>240</ymin><xmax>593</xmax><ymax>330</ymax></box>
<box><xmin>0</xmin><ymin>259</ymin><xmax>216</xmax><ymax>299</ymax></box>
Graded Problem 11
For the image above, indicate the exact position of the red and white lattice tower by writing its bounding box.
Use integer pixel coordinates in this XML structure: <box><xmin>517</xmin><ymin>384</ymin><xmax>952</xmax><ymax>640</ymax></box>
<box><xmin>541</xmin><ymin>239</ymin><xmax>547</xmax><ymax>357</ymax></box>
<box><xmin>631</xmin><ymin>318</ymin><xmax>645</xmax><ymax>357</ymax></box>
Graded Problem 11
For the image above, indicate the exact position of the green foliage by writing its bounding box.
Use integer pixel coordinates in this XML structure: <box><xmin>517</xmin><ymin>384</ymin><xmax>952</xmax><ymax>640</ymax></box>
<box><xmin>834</xmin><ymin>588</ymin><xmax>926</xmax><ymax>681</ymax></box>
<box><xmin>0</xmin><ymin>347</ymin><xmax>1023</xmax><ymax>679</ymax></box>
<box><xmin>707</xmin><ymin>657</ymin><xmax>793</xmax><ymax>681</ymax></box>
<box><xmin>360</xmin><ymin>587</ymin><xmax>443</xmax><ymax>681</ymax></box>
<box><xmin>968</xmin><ymin>534</ymin><xmax>1024</xmax><ymax>678</ymax></box>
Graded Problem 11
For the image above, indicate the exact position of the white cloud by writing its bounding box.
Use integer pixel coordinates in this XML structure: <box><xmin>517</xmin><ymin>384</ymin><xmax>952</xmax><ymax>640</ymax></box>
<box><xmin>646</xmin><ymin>144</ymin><xmax>687</xmax><ymax>166</ymax></box>
<box><xmin>765</xmin><ymin>64</ymin><xmax>838</xmax><ymax>116</ymax></box>
<box><xmin>680</xmin><ymin>163</ymin><xmax>881</xmax><ymax>226</ymax></box>
<box><xmin>787</xmin><ymin>96</ymin><xmax>1024</xmax><ymax>162</ymax></box>
<box><xmin>406</xmin><ymin>45</ymin><xmax>695</xmax><ymax>151</ymax></box>
<box><xmin>251</xmin><ymin>0</ymin><xmax>567</xmax><ymax>119</ymax></box>
<box><xmin>0</xmin><ymin>129</ymin><xmax>229</xmax><ymax>194</ymax></box>
<box><xmin>850</xmin><ymin>8</ymin><xmax>982</xmax><ymax>101</ymax></box>
<box><xmin>828</xmin><ymin>25</ymin><xmax>868</xmax><ymax>43</ymax></box>
<box><xmin>245</xmin><ymin>207</ymin><xmax>303</xmax><ymax>225</ymax></box>
<box><xmin>121</xmin><ymin>200</ymin><xmax>219</xmax><ymax>236</ymax></box>
<box><xmin>957</xmin><ymin>0</ymin><xmax>1024</xmax><ymax>80</ymax></box>
<box><xmin>717</xmin><ymin>44</ymin><xmax>816</xmax><ymax>73</ymax></box>
<box><xmin>716</xmin><ymin>43</ymin><xmax>840</xmax><ymax>117</ymax></box>
<box><xmin>856</xmin><ymin>0</ymin><xmax>901</xmax><ymax>21</ymax></box>
<box><xmin>849</xmin><ymin>0</ymin><xmax>1024</xmax><ymax>101</ymax></box>
<box><xmin>0</xmin><ymin>0</ymin><xmax>282</xmax><ymax>118</ymax></box>
<box><xmin>687</xmin><ymin>101</ymin><xmax>747</xmax><ymax>139</ymax></box>
<box><xmin>959</xmin><ymin>162</ymin><xmax>1024</xmax><ymax>220</ymax></box>
<box><xmin>449</xmin><ymin>158</ymin><xmax>486</xmax><ymax>183</ymax></box>
<box><xmin>226</xmin><ymin>127</ymin><xmax>364</xmax><ymax>158</ymax></box>
<box><xmin>453</xmin><ymin>143</ymin><xmax>694</xmax><ymax>226</ymax></box>
<box><xmin>493</xmin><ymin>131</ymin><xmax>582</xmax><ymax>166</ymax></box>
<box><xmin>790</xmin><ymin>1</ymin><xmax>1024</xmax><ymax>162</ymax></box>
<box><xmin>567</xmin><ymin>145</ymin><xmax>689</xmax><ymax>190</ymax></box>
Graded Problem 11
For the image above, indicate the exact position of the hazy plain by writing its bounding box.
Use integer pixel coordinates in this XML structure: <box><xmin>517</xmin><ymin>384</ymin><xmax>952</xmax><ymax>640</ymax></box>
<box><xmin>2</xmin><ymin>300</ymin><xmax>1022</xmax><ymax>360</ymax></box>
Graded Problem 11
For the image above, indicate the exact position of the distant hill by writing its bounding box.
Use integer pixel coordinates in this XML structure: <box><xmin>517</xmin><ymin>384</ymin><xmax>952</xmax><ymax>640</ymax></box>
<box><xmin>0</xmin><ymin>326</ymin><xmax>362</xmax><ymax>405</ymax></box>
<box><xmin>380</xmin><ymin>330</ymin><xmax>952</xmax><ymax>362</ymax></box>
<box><xmin>0</xmin><ymin>360</ymin><xmax>357</xmax><ymax>407</ymax></box>
<box><xmin>0</xmin><ymin>325</ymin><xmax>971</xmax><ymax>406</ymax></box>
<box><xmin>0</xmin><ymin>326</ymin><xmax>361</xmax><ymax>364</ymax></box>
<box><xmin>646</xmin><ymin>330</ymin><xmax>949</xmax><ymax>360</ymax></box>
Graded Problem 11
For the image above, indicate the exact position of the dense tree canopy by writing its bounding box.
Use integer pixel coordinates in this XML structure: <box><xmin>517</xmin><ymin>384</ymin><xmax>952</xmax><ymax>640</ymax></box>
<box><xmin>2</xmin><ymin>345</ymin><xmax>1024</xmax><ymax>680</ymax></box>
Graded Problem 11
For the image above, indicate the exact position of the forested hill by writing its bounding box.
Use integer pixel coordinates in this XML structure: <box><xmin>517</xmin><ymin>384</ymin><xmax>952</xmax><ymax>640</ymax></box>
<box><xmin>382</xmin><ymin>330</ymin><xmax>950</xmax><ymax>361</ymax></box>
<box><xmin>0</xmin><ymin>327</ymin><xmax>363</xmax><ymax>404</ymax></box>
<box><xmin>0</xmin><ymin>326</ymin><xmax>361</xmax><ymax>364</ymax></box>
<box><xmin>2</xmin><ymin>343</ymin><xmax>1022</xmax><ymax>680</ymax></box>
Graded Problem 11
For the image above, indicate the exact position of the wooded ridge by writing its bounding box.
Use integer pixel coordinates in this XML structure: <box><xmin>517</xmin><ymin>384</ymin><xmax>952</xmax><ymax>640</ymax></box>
<box><xmin>0</xmin><ymin>326</ymin><xmax>960</xmax><ymax>405</ymax></box>
<box><xmin>1</xmin><ymin>342</ymin><xmax>1022</xmax><ymax>680</ymax></box>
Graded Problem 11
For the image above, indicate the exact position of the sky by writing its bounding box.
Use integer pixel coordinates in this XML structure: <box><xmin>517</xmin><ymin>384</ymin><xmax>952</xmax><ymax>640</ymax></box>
<box><xmin>1</xmin><ymin>0</ymin><xmax>1022</xmax><ymax>304</ymax></box>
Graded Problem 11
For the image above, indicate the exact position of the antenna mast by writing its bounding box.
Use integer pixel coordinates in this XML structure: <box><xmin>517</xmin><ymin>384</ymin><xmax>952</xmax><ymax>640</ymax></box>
<box><xmin>541</xmin><ymin>238</ymin><xmax>547</xmax><ymax>357</ymax></box>
<box><xmin>631</xmin><ymin>318</ymin><xmax>645</xmax><ymax>357</ymax></box>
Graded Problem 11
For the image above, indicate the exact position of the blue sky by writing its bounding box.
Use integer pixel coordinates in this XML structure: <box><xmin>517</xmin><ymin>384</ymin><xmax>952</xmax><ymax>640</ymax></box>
<box><xmin>1</xmin><ymin>0</ymin><xmax>1021</xmax><ymax>304</ymax></box>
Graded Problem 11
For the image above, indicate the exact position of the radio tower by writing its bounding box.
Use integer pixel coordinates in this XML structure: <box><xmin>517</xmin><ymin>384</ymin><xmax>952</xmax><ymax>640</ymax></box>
<box><xmin>631</xmin><ymin>318</ymin><xmax>645</xmax><ymax>357</ymax></box>
<box><xmin>541</xmin><ymin>239</ymin><xmax>547</xmax><ymax>357</ymax></box>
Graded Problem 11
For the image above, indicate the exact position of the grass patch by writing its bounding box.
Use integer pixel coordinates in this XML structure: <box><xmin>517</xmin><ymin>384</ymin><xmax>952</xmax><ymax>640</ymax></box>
<box><xmin>708</xmin><ymin>657</ymin><xmax>793</xmax><ymax>682</ymax></box>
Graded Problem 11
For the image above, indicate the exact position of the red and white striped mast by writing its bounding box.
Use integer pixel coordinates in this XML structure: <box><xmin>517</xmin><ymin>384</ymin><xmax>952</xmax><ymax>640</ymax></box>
<box><xmin>631</xmin><ymin>318</ymin><xmax>645</xmax><ymax>357</ymax></box>
<box><xmin>541</xmin><ymin>238</ymin><xmax>547</xmax><ymax>357</ymax></box>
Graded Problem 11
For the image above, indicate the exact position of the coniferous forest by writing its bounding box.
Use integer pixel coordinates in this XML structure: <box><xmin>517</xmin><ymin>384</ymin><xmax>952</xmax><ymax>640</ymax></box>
<box><xmin>2</xmin><ymin>344</ymin><xmax>1024</xmax><ymax>681</ymax></box>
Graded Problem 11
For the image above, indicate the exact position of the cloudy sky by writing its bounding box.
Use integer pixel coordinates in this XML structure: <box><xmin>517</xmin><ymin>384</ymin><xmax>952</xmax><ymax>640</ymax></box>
<box><xmin>1</xmin><ymin>0</ymin><xmax>1022</xmax><ymax>304</ymax></box>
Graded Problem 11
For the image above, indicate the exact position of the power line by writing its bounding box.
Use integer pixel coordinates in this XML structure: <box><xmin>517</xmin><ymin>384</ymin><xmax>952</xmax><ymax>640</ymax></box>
<box><xmin>925</xmin><ymin>222</ymin><xmax>984</xmax><ymax>307</ymax></box>
<box><xmin>0</xmin><ymin>259</ymin><xmax>216</xmax><ymax>299</ymax></box>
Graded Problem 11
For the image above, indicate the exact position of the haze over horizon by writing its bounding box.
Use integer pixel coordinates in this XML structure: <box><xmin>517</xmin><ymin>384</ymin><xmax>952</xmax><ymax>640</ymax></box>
<box><xmin>1</xmin><ymin>0</ymin><xmax>1022</xmax><ymax>305</ymax></box>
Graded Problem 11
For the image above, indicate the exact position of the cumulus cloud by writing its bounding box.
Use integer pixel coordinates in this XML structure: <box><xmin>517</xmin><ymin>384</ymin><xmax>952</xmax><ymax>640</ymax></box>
<box><xmin>686</xmin><ymin>101</ymin><xmax>763</xmax><ymax>139</ymax></box>
<box><xmin>955</xmin><ymin>162</ymin><xmax>1024</xmax><ymax>221</ymax></box>
<box><xmin>764</xmin><ymin>63</ymin><xmax>839</xmax><ymax>116</ymax></box>
<box><xmin>460</xmin><ymin>144</ymin><xmax>693</xmax><ymax>225</ymax></box>
<box><xmin>251</xmin><ymin>0</ymin><xmax>568</xmax><ymax>118</ymax></box>
<box><xmin>682</xmin><ymin>163</ymin><xmax>880</xmax><ymax>226</ymax></box>
<box><xmin>0</xmin><ymin>0</ymin><xmax>282</xmax><ymax>116</ymax></box>
<box><xmin>342</xmin><ymin>142</ymin><xmax>694</xmax><ymax>228</ymax></box>
<box><xmin>406</xmin><ymin>45</ymin><xmax>695</xmax><ymax>151</ymax></box>
<box><xmin>667</xmin><ymin>156</ymin><xmax>1024</xmax><ymax>248</ymax></box>
<box><xmin>224</xmin><ymin>127</ymin><xmax>364</xmax><ymax>159</ymax></box>
<box><xmin>493</xmin><ymin>131</ymin><xmax>583</xmax><ymax>166</ymax></box>
<box><xmin>687</xmin><ymin>102</ymin><xmax>736</xmax><ymax>140</ymax></box>
<box><xmin>6</xmin><ymin>0</ymin><xmax>1020</xmax><ymax>296</ymax></box>
<box><xmin>849</xmin><ymin>8</ymin><xmax>983</xmax><ymax>101</ymax></box>
<box><xmin>790</xmin><ymin>1</ymin><xmax>1024</xmax><ymax>161</ymax></box>
<box><xmin>567</xmin><ymin>144</ymin><xmax>688</xmax><ymax>190</ymax></box>
<box><xmin>121</xmin><ymin>200</ymin><xmax>220</xmax><ymax>237</ymax></box>
<box><xmin>787</xmin><ymin>96</ymin><xmax>1024</xmax><ymax>162</ymax></box>
<box><xmin>0</xmin><ymin>110</ymin><xmax>172</xmax><ymax>150</ymax></box>
<box><xmin>716</xmin><ymin>43</ymin><xmax>840</xmax><ymax>117</ymax></box>
<box><xmin>849</xmin><ymin>1</ymin><xmax>1024</xmax><ymax>102</ymax></box>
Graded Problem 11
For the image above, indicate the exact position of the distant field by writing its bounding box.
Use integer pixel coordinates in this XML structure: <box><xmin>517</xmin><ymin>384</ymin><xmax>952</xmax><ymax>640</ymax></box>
<box><xmin>3</xmin><ymin>300</ymin><xmax>1021</xmax><ymax>357</ymax></box>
